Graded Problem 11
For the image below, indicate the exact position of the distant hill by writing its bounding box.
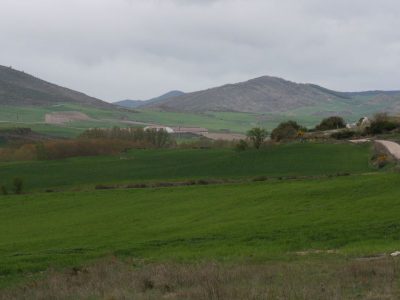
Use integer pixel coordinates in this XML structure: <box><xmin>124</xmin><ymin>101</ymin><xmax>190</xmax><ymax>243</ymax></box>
<box><xmin>113</xmin><ymin>99</ymin><xmax>143</xmax><ymax>108</ymax></box>
<box><xmin>0</xmin><ymin>65</ymin><xmax>114</xmax><ymax>108</ymax></box>
<box><xmin>143</xmin><ymin>76</ymin><xmax>400</xmax><ymax>114</ymax></box>
<box><xmin>114</xmin><ymin>90</ymin><xmax>185</xmax><ymax>109</ymax></box>
<box><xmin>142</xmin><ymin>76</ymin><xmax>349</xmax><ymax>113</ymax></box>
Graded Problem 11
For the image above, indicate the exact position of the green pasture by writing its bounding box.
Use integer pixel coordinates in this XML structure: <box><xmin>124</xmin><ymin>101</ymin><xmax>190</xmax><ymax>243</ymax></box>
<box><xmin>1</xmin><ymin>173</ymin><xmax>400</xmax><ymax>286</ymax></box>
<box><xmin>0</xmin><ymin>143</ymin><xmax>373</xmax><ymax>192</ymax></box>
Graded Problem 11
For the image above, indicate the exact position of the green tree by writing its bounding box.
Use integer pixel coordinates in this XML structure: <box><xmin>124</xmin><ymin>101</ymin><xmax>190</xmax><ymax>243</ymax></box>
<box><xmin>247</xmin><ymin>128</ymin><xmax>268</xmax><ymax>149</ymax></box>
<box><xmin>316</xmin><ymin>116</ymin><xmax>346</xmax><ymax>131</ymax></box>
<box><xmin>271</xmin><ymin>121</ymin><xmax>305</xmax><ymax>142</ymax></box>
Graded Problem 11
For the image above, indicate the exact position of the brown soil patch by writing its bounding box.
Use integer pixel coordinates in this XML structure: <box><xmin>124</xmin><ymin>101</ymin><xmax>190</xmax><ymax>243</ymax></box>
<box><xmin>45</xmin><ymin>111</ymin><xmax>91</xmax><ymax>124</ymax></box>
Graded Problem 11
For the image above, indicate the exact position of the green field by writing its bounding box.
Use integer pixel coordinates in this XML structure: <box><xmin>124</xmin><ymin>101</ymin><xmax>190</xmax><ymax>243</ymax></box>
<box><xmin>2</xmin><ymin>140</ymin><xmax>399</xmax><ymax>294</ymax></box>
<box><xmin>0</xmin><ymin>102</ymin><xmax>372</xmax><ymax>138</ymax></box>
<box><xmin>0</xmin><ymin>143</ymin><xmax>372</xmax><ymax>192</ymax></box>
<box><xmin>1</xmin><ymin>172</ymin><xmax>400</xmax><ymax>287</ymax></box>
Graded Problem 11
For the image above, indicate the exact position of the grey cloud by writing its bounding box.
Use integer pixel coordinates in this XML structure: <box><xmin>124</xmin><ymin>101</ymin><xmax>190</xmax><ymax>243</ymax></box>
<box><xmin>1</xmin><ymin>0</ymin><xmax>400</xmax><ymax>101</ymax></box>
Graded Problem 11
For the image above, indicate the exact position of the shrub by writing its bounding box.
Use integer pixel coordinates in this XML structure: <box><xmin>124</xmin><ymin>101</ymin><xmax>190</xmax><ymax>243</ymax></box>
<box><xmin>252</xmin><ymin>176</ymin><xmax>268</xmax><ymax>182</ymax></box>
<box><xmin>330</xmin><ymin>130</ymin><xmax>356</xmax><ymax>140</ymax></box>
<box><xmin>316</xmin><ymin>116</ymin><xmax>346</xmax><ymax>131</ymax></box>
<box><xmin>80</xmin><ymin>127</ymin><xmax>176</xmax><ymax>149</ymax></box>
<box><xmin>366</xmin><ymin>121</ymin><xmax>398</xmax><ymax>135</ymax></box>
<box><xmin>372</xmin><ymin>154</ymin><xmax>390</xmax><ymax>169</ymax></box>
<box><xmin>13</xmin><ymin>177</ymin><xmax>23</xmax><ymax>194</ymax></box>
<box><xmin>1</xmin><ymin>185</ymin><xmax>8</xmax><ymax>195</ymax></box>
<box><xmin>126</xmin><ymin>183</ymin><xmax>147</xmax><ymax>189</ymax></box>
<box><xmin>364</xmin><ymin>113</ymin><xmax>400</xmax><ymax>135</ymax></box>
<box><xmin>197</xmin><ymin>179</ymin><xmax>210</xmax><ymax>185</ymax></box>
<box><xmin>235</xmin><ymin>139</ymin><xmax>248</xmax><ymax>151</ymax></box>
<box><xmin>271</xmin><ymin>121</ymin><xmax>306</xmax><ymax>142</ymax></box>
<box><xmin>95</xmin><ymin>184</ymin><xmax>117</xmax><ymax>190</ymax></box>
<box><xmin>246</xmin><ymin>128</ymin><xmax>268</xmax><ymax>149</ymax></box>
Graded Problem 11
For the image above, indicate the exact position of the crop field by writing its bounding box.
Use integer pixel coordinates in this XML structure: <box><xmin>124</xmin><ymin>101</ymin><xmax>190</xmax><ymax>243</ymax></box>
<box><xmin>0</xmin><ymin>103</ymin><xmax>368</xmax><ymax>138</ymax></box>
<box><xmin>1</xmin><ymin>140</ymin><xmax>399</xmax><ymax>298</ymax></box>
<box><xmin>0</xmin><ymin>143</ymin><xmax>372</xmax><ymax>192</ymax></box>
<box><xmin>1</xmin><ymin>173</ymin><xmax>400</xmax><ymax>289</ymax></box>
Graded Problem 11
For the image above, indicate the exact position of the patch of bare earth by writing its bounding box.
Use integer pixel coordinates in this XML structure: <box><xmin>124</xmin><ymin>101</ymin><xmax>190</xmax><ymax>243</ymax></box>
<box><xmin>45</xmin><ymin>111</ymin><xmax>91</xmax><ymax>124</ymax></box>
<box><xmin>1</xmin><ymin>257</ymin><xmax>399</xmax><ymax>300</ymax></box>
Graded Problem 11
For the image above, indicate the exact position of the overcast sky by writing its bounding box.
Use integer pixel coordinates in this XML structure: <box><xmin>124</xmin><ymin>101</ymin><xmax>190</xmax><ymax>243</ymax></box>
<box><xmin>1</xmin><ymin>0</ymin><xmax>400</xmax><ymax>102</ymax></box>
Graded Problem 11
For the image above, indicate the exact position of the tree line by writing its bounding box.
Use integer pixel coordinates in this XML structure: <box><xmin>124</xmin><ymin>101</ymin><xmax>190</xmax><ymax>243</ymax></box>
<box><xmin>244</xmin><ymin>113</ymin><xmax>400</xmax><ymax>150</ymax></box>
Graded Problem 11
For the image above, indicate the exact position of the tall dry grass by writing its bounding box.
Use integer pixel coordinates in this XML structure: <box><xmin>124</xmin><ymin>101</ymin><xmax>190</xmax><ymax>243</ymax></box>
<box><xmin>1</xmin><ymin>257</ymin><xmax>399</xmax><ymax>300</ymax></box>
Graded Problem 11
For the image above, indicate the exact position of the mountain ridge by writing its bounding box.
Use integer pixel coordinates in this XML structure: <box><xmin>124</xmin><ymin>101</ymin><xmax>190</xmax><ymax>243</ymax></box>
<box><xmin>142</xmin><ymin>75</ymin><xmax>400</xmax><ymax>114</ymax></box>
<box><xmin>114</xmin><ymin>90</ymin><xmax>185</xmax><ymax>108</ymax></box>
<box><xmin>0</xmin><ymin>65</ymin><xmax>114</xmax><ymax>109</ymax></box>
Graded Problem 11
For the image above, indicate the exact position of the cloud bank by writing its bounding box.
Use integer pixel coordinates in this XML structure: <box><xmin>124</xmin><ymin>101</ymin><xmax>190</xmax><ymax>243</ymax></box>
<box><xmin>1</xmin><ymin>0</ymin><xmax>400</xmax><ymax>101</ymax></box>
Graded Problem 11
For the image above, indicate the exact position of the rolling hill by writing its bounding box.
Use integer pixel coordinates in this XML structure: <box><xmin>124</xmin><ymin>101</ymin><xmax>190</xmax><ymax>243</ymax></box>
<box><xmin>143</xmin><ymin>76</ymin><xmax>400</xmax><ymax>114</ymax></box>
<box><xmin>0</xmin><ymin>65</ymin><xmax>114</xmax><ymax>109</ymax></box>
<box><xmin>114</xmin><ymin>90</ymin><xmax>185</xmax><ymax>108</ymax></box>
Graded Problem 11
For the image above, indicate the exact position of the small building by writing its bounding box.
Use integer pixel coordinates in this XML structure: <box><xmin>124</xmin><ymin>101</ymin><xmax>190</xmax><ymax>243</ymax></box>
<box><xmin>359</xmin><ymin>117</ymin><xmax>371</xmax><ymax>128</ymax></box>
<box><xmin>144</xmin><ymin>125</ymin><xmax>174</xmax><ymax>133</ymax></box>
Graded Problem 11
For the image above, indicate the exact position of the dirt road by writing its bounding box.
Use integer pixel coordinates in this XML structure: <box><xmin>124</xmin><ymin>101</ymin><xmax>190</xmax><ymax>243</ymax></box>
<box><xmin>376</xmin><ymin>140</ymin><xmax>400</xmax><ymax>160</ymax></box>
<box><xmin>200</xmin><ymin>132</ymin><xmax>246</xmax><ymax>141</ymax></box>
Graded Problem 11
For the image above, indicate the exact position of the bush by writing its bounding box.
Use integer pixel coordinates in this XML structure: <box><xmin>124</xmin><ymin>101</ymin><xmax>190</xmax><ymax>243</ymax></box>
<box><xmin>80</xmin><ymin>127</ymin><xmax>176</xmax><ymax>149</ymax></box>
<box><xmin>13</xmin><ymin>177</ymin><xmax>23</xmax><ymax>194</ymax></box>
<box><xmin>316</xmin><ymin>116</ymin><xmax>346</xmax><ymax>131</ymax></box>
<box><xmin>95</xmin><ymin>184</ymin><xmax>116</xmax><ymax>190</ymax></box>
<box><xmin>126</xmin><ymin>183</ymin><xmax>148</xmax><ymax>189</ymax></box>
<box><xmin>1</xmin><ymin>185</ymin><xmax>8</xmax><ymax>195</ymax></box>
<box><xmin>364</xmin><ymin>113</ymin><xmax>400</xmax><ymax>135</ymax></box>
<box><xmin>235</xmin><ymin>139</ymin><xmax>248</xmax><ymax>151</ymax></box>
<box><xmin>197</xmin><ymin>179</ymin><xmax>210</xmax><ymax>185</ymax></box>
<box><xmin>252</xmin><ymin>176</ymin><xmax>268</xmax><ymax>182</ymax></box>
<box><xmin>271</xmin><ymin>121</ymin><xmax>306</xmax><ymax>142</ymax></box>
<box><xmin>366</xmin><ymin>121</ymin><xmax>398</xmax><ymax>135</ymax></box>
<box><xmin>371</xmin><ymin>154</ymin><xmax>390</xmax><ymax>169</ymax></box>
<box><xmin>246</xmin><ymin>128</ymin><xmax>268</xmax><ymax>149</ymax></box>
<box><xmin>330</xmin><ymin>130</ymin><xmax>356</xmax><ymax>140</ymax></box>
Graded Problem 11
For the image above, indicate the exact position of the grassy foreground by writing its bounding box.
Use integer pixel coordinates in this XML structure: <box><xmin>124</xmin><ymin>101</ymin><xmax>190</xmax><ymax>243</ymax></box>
<box><xmin>0</xmin><ymin>142</ymin><xmax>372</xmax><ymax>192</ymax></box>
<box><xmin>2</xmin><ymin>258</ymin><xmax>399</xmax><ymax>299</ymax></box>
<box><xmin>1</xmin><ymin>173</ymin><xmax>400</xmax><ymax>287</ymax></box>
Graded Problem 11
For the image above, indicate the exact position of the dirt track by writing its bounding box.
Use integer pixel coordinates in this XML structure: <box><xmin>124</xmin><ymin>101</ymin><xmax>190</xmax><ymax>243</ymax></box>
<box><xmin>375</xmin><ymin>140</ymin><xmax>400</xmax><ymax>160</ymax></box>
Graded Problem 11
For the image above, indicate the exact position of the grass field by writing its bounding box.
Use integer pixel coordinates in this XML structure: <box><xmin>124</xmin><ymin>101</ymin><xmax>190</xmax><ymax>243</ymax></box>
<box><xmin>0</xmin><ymin>143</ymin><xmax>373</xmax><ymax>192</ymax></box>
<box><xmin>0</xmin><ymin>102</ymin><xmax>371</xmax><ymax>138</ymax></box>
<box><xmin>2</xmin><ymin>140</ymin><xmax>399</xmax><ymax>297</ymax></box>
<box><xmin>1</xmin><ymin>172</ymin><xmax>400</xmax><ymax>288</ymax></box>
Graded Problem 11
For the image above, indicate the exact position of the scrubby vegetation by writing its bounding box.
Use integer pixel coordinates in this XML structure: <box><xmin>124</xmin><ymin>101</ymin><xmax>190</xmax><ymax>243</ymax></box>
<box><xmin>270</xmin><ymin>120</ymin><xmax>306</xmax><ymax>141</ymax></box>
<box><xmin>0</xmin><ymin>127</ymin><xmax>176</xmax><ymax>161</ymax></box>
<box><xmin>315</xmin><ymin>116</ymin><xmax>346</xmax><ymax>131</ymax></box>
<box><xmin>2</xmin><ymin>258</ymin><xmax>399</xmax><ymax>300</ymax></box>
<box><xmin>12</xmin><ymin>177</ymin><xmax>23</xmax><ymax>194</ymax></box>
<box><xmin>365</xmin><ymin>113</ymin><xmax>400</xmax><ymax>135</ymax></box>
<box><xmin>80</xmin><ymin>127</ymin><xmax>175</xmax><ymax>148</ymax></box>
<box><xmin>330</xmin><ymin>130</ymin><xmax>356</xmax><ymax>140</ymax></box>
<box><xmin>246</xmin><ymin>127</ymin><xmax>268</xmax><ymax>149</ymax></box>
